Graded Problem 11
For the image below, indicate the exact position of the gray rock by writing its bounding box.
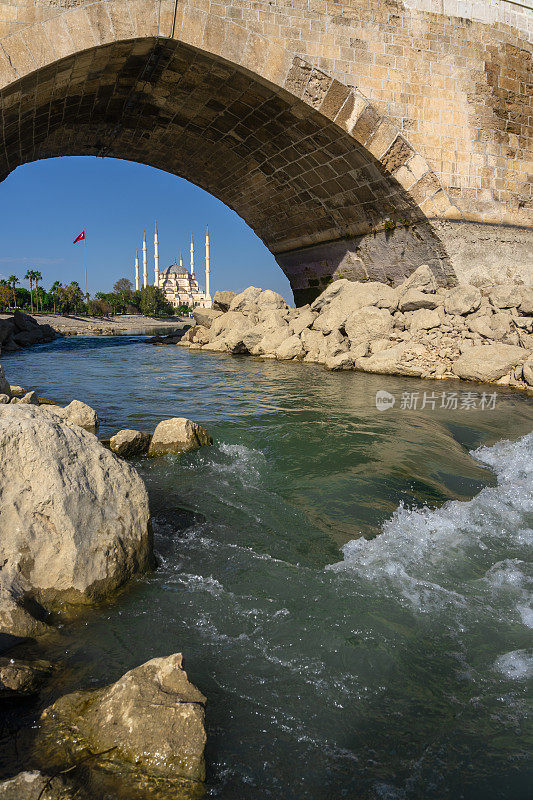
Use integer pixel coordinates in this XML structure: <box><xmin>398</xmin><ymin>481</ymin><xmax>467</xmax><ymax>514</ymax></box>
<box><xmin>275</xmin><ymin>334</ymin><xmax>305</xmax><ymax>360</ymax></box>
<box><xmin>39</xmin><ymin>654</ymin><xmax>206</xmax><ymax>791</ymax></box>
<box><xmin>398</xmin><ymin>289</ymin><xmax>439</xmax><ymax>312</ymax></box>
<box><xmin>0</xmin><ymin>771</ymin><xmax>78</xmax><ymax>800</ymax></box>
<box><xmin>212</xmin><ymin>290</ymin><xmax>237</xmax><ymax>312</ymax></box>
<box><xmin>345</xmin><ymin>306</ymin><xmax>394</xmax><ymax>343</ymax></box>
<box><xmin>489</xmin><ymin>285</ymin><xmax>519</xmax><ymax>309</ymax></box>
<box><xmin>0</xmin><ymin>657</ymin><xmax>52</xmax><ymax>697</ymax></box>
<box><xmin>13</xmin><ymin>310</ymin><xmax>39</xmax><ymax>332</ymax></box>
<box><xmin>229</xmin><ymin>286</ymin><xmax>263</xmax><ymax>313</ymax></box>
<box><xmin>192</xmin><ymin>308</ymin><xmax>223</xmax><ymax>328</ymax></box>
<box><xmin>0</xmin><ymin>405</ymin><xmax>153</xmax><ymax>629</ymax></box>
<box><xmin>0</xmin><ymin>319</ymin><xmax>15</xmax><ymax>345</ymax></box>
<box><xmin>407</xmin><ymin>308</ymin><xmax>441</xmax><ymax>330</ymax></box>
<box><xmin>48</xmin><ymin>399</ymin><xmax>98</xmax><ymax>430</ymax></box>
<box><xmin>256</xmin><ymin>289</ymin><xmax>289</xmax><ymax>310</ymax></box>
<box><xmin>110</xmin><ymin>429</ymin><xmax>151</xmax><ymax>458</ymax></box>
<box><xmin>9</xmin><ymin>385</ymin><xmax>24</xmax><ymax>397</ymax></box>
<box><xmin>149</xmin><ymin>417</ymin><xmax>212</xmax><ymax>456</ymax></box>
<box><xmin>0</xmin><ymin>394</ymin><xmax>9</xmax><ymax>404</ymax></box>
<box><xmin>0</xmin><ymin>364</ymin><xmax>10</xmax><ymax>396</ymax></box>
<box><xmin>444</xmin><ymin>285</ymin><xmax>482</xmax><ymax>315</ymax></box>
<box><xmin>19</xmin><ymin>390</ymin><xmax>39</xmax><ymax>405</ymax></box>
<box><xmin>452</xmin><ymin>343</ymin><xmax>527</xmax><ymax>383</ymax></box>
<box><xmin>397</xmin><ymin>264</ymin><xmax>439</xmax><ymax>294</ymax></box>
<box><xmin>522</xmin><ymin>359</ymin><xmax>533</xmax><ymax>387</ymax></box>
<box><xmin>518</xmin><ymin>287</ymin><xmax>533</xmax><ymax>316</ymax></box>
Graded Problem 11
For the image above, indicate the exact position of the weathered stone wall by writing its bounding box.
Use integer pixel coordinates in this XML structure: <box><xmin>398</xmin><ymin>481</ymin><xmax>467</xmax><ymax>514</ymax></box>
<box><xmin>0</xmin><ymin>0</ymin><xmax>531</xmax><ymax>299</ymax></box>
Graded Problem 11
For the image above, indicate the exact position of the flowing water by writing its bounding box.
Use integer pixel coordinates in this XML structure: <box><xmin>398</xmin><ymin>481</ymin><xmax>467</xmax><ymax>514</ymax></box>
<box><xmin>2</xmin><ymin>336</ymin><xmax>532</xmax><ymax>800</ymax></box>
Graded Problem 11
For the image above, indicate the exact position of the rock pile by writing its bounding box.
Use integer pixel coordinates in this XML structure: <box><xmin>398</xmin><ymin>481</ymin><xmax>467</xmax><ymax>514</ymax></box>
<box><xmin>0</xmin><ymin>311</ymin><xmax>61</xmax><ymax>353</ymax></box>
<box><xmin>180</xmin><ymin>268</ymin><xmax>533</xmax><ymax>389</ymax></box>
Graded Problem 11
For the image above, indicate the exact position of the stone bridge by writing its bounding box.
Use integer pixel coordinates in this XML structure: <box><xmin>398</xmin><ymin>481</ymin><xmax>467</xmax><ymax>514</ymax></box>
<box><xmin>0</xmin><ymin>0</ymin><xmax>531</xmax><ymax>303</ymax></box>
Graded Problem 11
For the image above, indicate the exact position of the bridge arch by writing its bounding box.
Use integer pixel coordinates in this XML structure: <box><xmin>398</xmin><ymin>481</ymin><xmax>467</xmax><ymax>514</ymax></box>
<box><xmin>0</xmin><ymin>0</ymin><xmax>460</xmax><ymax>303</ymax></box>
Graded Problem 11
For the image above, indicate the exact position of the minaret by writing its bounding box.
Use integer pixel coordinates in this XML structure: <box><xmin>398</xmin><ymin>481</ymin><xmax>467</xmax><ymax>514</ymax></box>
<box><xmin>190</xmin><ymin>233</ymin><xmax>195</xmax><ymax>279</ymax></box>
<box><xmin>179</xmin><ymin>251</ymin><xmax>183</xmax><ymax>270</ymax></box>
<box><xmin>154</xmin><ymin>221</ymin><xmax>159</xmax><ymax>287</ymax></box>
<box><xmin>134</xmin><ymin>250</ymin><xmax>139</xmax><ymax>291</ymax></box>
<box><xmin>142</xmin><ymin>230</ymin><xmax>147</xmax><ymax>288</ymax></box>
<box><xmin>205</xmin><ymin>224</ymin><xmax>211</xmax><ymax>306</ymax></box>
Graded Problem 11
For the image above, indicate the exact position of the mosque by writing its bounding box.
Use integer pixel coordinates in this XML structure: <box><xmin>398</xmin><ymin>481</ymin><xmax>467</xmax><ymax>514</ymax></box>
<box><xmin>134</xmin><ymin>223</ymin><xmax>212</xmax><ymax>309</ymax></box>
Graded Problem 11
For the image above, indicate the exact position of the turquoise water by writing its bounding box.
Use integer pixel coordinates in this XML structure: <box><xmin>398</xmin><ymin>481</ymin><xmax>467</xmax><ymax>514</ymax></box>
<box><xmin>2</xmin><ymin>336</ymin><xmax>532</xmax><ymax>799</ymax></box>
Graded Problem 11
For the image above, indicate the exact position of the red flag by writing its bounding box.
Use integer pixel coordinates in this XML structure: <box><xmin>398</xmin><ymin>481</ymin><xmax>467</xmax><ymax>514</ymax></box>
<box><xmin>73</xmin><ymin>230</ymin><xmax>85</xmax><ymax>244</ymax></box>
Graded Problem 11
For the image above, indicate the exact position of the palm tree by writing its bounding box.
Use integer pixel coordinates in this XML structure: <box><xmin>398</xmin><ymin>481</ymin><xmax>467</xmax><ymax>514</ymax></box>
<box><xmin>24</xmin><ymin>269</ymin><xmax>35</xmax><ymax>313</ymax></box>
<box><xmin>50</xmin><ymin>281</ymin><xmax>62</xmax><ymax>314</ymax></box>
<box><xmin>33</xmin><ymin>270</ymin><xmax>43</xmax><ymax>312</ymax></box>
<box><xmin>8</xmin><ymin>275</ymin><xmax>18</xmax><ymax>309</ymax></box>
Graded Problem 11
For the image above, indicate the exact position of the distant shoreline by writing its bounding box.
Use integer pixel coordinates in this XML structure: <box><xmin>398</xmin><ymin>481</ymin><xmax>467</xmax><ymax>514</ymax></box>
<box><xmin>0</xmin><ymin>312</ymin><xmax>189</xmax><ymax>337</ymax></box>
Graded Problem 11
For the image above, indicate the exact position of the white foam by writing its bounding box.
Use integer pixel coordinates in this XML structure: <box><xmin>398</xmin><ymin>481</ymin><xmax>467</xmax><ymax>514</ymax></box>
<box><xmin>494</xmin><ymin>649</ymin><xmax>533</xmax><ymax>681</ymax></box>
<box><xmin>328</xmin><ymin>433</ymin><xmax>533</xmax><ymax>626</ymax></box>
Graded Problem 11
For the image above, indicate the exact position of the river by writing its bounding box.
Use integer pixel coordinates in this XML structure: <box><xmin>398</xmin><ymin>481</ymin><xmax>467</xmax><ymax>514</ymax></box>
<box><xmin>2</xmin><ymin>335</ymin><xmax>532</xmax><ymax>800</ymax></box>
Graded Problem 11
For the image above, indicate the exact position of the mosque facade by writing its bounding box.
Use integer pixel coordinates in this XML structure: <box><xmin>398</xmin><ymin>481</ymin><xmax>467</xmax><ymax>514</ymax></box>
<box><xmin>134</xmin><ymin>223</ymin><xmax>212</xmax><ymax>309</ymax></box>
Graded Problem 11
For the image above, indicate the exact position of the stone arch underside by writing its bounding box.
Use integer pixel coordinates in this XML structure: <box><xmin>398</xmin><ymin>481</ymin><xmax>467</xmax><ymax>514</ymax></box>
<box><xmin>0</xmin><ymin>28</ymin><xmax>459</xmax><ymax>303</ymax></box>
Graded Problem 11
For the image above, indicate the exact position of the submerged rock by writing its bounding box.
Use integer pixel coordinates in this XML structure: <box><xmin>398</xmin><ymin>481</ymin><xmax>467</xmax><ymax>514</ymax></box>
<box><xmin>149</xmin><ymin>417</ymin><xmax>212</xmax><ymax>456</ymax></box>
<box><xmin>0</xmin><ymin>405</ymin><xmax>153</xmax><ymax>635</ymax></box>
<box><xmin>39</xmin><ymin>654</ymin><xmax>206</xmax><ymax>798</ymax></box>
<box><xmin>110</xmin><ymin>429</ymin><xmax>151</xmax><ymax>457</ymax></box>
<box><xmin>0</xmin><ymin>771</ymin><xmax>79</xmax><ymax>800</ymax></box>
<box><xmin>0</xmin><ymin>657</ymin><xmax>52</xmax><ymax>697</ymax></box>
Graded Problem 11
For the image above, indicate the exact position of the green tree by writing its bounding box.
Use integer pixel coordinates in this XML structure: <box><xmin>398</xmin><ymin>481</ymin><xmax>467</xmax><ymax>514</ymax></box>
<box><xmin>8</xmin><ymin>275</ymin><xmax>18</xmax><ymax>308</ymax></box>
<box><xmin>50</xmin><ymin>281</ymin><xmax>62</xmax><ymax>314</ymax></box>
<box><xmin>33</xmin><ymin>270</ymin><xmax>43</xmax><ymax>312</ymax></box>
<box><xmin>0</xmin><ymin>283</ymin><xmax>11</xmax><ymax>310</ymax></box>
<box><xmin>24</xmin><ymin>269</ymin><xmax>39</xmax><ymax>313</ymax></box>
<box><xmin>138</xmin><ymin>285</ymin><xmax>173</xmax><ymax>316</ymax></box>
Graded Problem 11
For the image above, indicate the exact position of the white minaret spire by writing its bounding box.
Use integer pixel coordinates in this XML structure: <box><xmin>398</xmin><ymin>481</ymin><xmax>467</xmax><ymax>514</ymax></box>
<box><xmin>180</xmin><ymin>251</ymin><xmax>183</xmax><ymax>270</ymax></box>
<box><xmin>190</xmin><ymin>233</ymin><xmax>195</xmax><ymax>279</ymax></box>
<box><xmin>142</xmin><ymin>230</ymin><xmax>147</xmax><ymax>289</ymax></box>
<box><xmin>154</xmin><ymin>221</ymin><xmax>159</xmax><ymax>287</ymax></box>
<box><xmin>134</xmin><ymin>250</ymin><xmax>139</xmax><ymax>291</ymax></box>
<box><xmin>205</xmin><ymin>224</ymin><xmax>211</xmax><ymax>306</ymax></box>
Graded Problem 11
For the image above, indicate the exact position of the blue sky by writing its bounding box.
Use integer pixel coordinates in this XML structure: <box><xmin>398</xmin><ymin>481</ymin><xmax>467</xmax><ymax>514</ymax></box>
<box><xmin>0</xmin><ymin>156</ymin><xmax>292</xmax><ymax>301</ymax></box>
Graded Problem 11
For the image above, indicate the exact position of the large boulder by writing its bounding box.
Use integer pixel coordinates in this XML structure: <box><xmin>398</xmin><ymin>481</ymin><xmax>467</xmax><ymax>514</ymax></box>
<box><xmin>229</xmin><ymin>286</ymin><xmax>263</xmax><ymax>313</ymax></box>
<box><xmin>489</xmin><ymin>285</ymin><xmax>519</xmax><ymax>309</ymax></box>
<box><xmin>275</xmin><ymin>334</ymin><xmax>305</xmax><ymax>360</ymax></box>
<box><xmin>452</xmin><ymin>343</ymin><xmax>527</xmax><ymax>382</ymax></box>
<box><xmin>0</xmin><ymin>319</ymin><xmax>15</xmax><ymax>345</ymax></box>
<box><xmin>344</xmin><ymin>306</ymin><xmax>394</xmax><ymax>344</ymax></box>
<box><xmin>444</xmin><ymin>285</ymin><xmax>482</xmax><ymax>315</ymax></box>
<box><xmin>110</xmin><ymin>429</ymin><xmax>151</xmax><ymax>458</ymax></box>
<box><xmin>398</xmin><ymin>289</ymin><xmax>439</xmax><ymax>312</ymax></box>
<box><xmin>519</xmin><ymin>287</ymin><xmax>533</xmax><ymax>316</ymax></box>
<box><xmin>0</xmin><ymin>771</ymin><xmax>79</xmax><ymax>800</ymax></box>
<box><xmin>149</xmin><ymin>417</ymin><xmax>212</xmax><ymax>456</ymax></box>
<box><xmin>39</xmin><ymin>654</ymin><xmax>206</xmax><ymax>795</ymax></box>
<box><xmin>212</xmin><ymin>290</ymin><xmax>236</xmax><ymax>312</ymax></box>
<box><xmin>523</xmin><ymin>359</ymin><xmax>533</xmax><ymax>386</ymax></box>
<box><xmin>0</xmin><ymin>363</ymin><xmax>10</xmax><ymax>396</ymax></box>
<box><xmin>192</xmin><ymin>308</ymin><xmax>223</xmax><ymax>328</ymax></box>
<box><xmin>13</xmin><ymin>310</ymin><xmax>39</xmax><ymax>332</ymax></box>
<box><xmin>0</xmin><ymin>405</ymin><xmax>153</xmax><ymax>627</ymax></box>
<box><xmin>397</xmin><ymin>264</ymin><xmax>439</xmax><ymax>294</ymax></box>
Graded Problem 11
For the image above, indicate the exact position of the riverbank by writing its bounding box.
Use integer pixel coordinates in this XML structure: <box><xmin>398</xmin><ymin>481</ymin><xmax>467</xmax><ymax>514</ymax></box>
<box><xmin>183</xmin><ymin>268</ymin><xmax>533</xmax><ymax>392</ymax></box>
<box><xmin>0</xmin><ymin>312</ymin><xmax>189</xmax><ymax>337</ymax></box>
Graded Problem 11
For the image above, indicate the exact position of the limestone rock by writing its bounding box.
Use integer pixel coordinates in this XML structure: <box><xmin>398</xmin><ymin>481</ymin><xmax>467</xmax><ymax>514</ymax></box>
<box><xmin>0</xmin><ymin>394</ymin><xmax>9</xmax><ymax>404</ymax></box>
<box><xmin>229</xmin><ymin>286</ymin><xmax>262</xmax><ymax>313</ymax></box>
<box><xmin>0</xmin><ymin>583</ymin><xmax>52</xmax><ymax>639</ymax></box>
<box><xmin>110</xmin><ymin>429</ymin><xmax>151</xmax><ymax>458</ymax></box>
<box><xmin>489</xmin><ymin>285</ymin><xmax>519</xmax><ymax>309</ymax></box>
<box><xmin>325</xmin><ymin>351</ymin><xmax>355</xmax><ymax>370</ymax></box>
<box><xmin>39</xmin><ymin>654</ymin><xmax>206</xmax><ymax>789</ymax></box>
<box><xmin>522</xmin><ymin>359</ymin><xmax>533</xmax><ymax>387</ymax></box>
<box><xmin>0</xmin><ymin>363</ymin><xmax>10</xmax><ymax>396</ymax></box>
<box><xmin>212</xmin><ymin>290</ymin><xmax>236</xmax><ymax>312</ymax></box>
<box><xmin>9</xmin><ymin>385</ymin><xmax>25</xmax><ymax>397</ymax></box>
<box><xmin>444</xmin><ymin>285</ymin><xmax>482</xmax><ymax>315</ymax></box>
<box><xmin>345</xmin><ymin>306</ymin><xmax>394</xmax><ymax>343</ymax></box>
<box><xmin>19</xmin><ymin>390</ymin><xmax>39</xmax><ymax>404</ymax></box>
<box><xmin>210</xmin><ymin>311</ymin><xmax>250</xmax><ymax>338</ymax></box>
<box><xmin>398</xmin><ymin>289</ymin><xmax>439</xmax><ymax>312</ymax></box>
<box><xmin>397</xmin><ymin>264</ymin><xmax>438</xmax><ymax>294</ymax></box>
<box><xmin>407</xmin><ymin>308</ymin><xmax>441</xmax><ymax>331</ymax></box>
<box><xmin>518</xmin><ymin>287</ymin><xmax>533</xmax><ymax>316</ymax></box>
<box><xmin>63</xmin><ymin>399</ymin><xmax>98</xmax><ymax>430</ymax></box>
<box><xmin>257</xmin><ymin>289</ymin><xmax>289</xmax><ymax>310</ymax></box>
<box><xmin>0</xmin><ymin>405</ymin><xmax>153</xmax><ymax>621</ymax></box>
<box><xmin>192</xmin><ymin>308</ymin><xmax>223</xmax><ymax>328</ymax></box>
<box><xmin>289</xmin><ymin>309</ymin><xmax>317</xmax><ymax>335</ymax></box>
<box><xmin>254</xmin><ymin>327</ymin><xmax>291</xmax><ymax>356</ymax></box>
<box><xmin>0</xmin><ymin>657</ymin><xmax>52</xmax><ymax>697</ymax></box>
<box><xmin>0</xmin><ymin>771</ymin><xmax>79</xmax><ymax>800</ymax></box>
<box><xmin>452</xmin><ymin>343</ymin><xmax>527</xmax><ymax>383</ymax></box>
<box><xmin>275</xmin><ymin>334</ymin><xmax>305</xmax><ymax>360</ymax></box>
<box><xmin>149</xmin><ymin>417</ymin><xmax>212</xmax><ymax>456</ymax></box>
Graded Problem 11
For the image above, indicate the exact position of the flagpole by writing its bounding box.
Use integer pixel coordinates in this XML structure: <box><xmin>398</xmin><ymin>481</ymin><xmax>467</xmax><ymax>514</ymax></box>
<box><xmin>84</xmin><ymin>234</ymin><xmax>87</xmax><ymax>298</ymax></box>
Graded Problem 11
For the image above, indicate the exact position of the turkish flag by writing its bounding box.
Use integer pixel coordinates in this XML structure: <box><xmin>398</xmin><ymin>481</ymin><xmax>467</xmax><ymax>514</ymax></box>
<box><xmin>73</xmin><ymin>230</ymin><xmax>85</xmax><ymax>244</ymax></box>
